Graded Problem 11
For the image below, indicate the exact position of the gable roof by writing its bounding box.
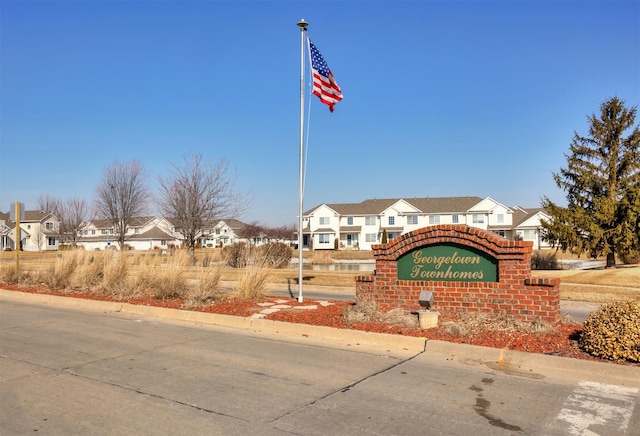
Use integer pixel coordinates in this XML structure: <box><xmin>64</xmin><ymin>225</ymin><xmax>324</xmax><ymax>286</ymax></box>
<box><xmin>24</xmin><ymin>210</ymin><xmax>56</xmax><ymax>222</ymax></box>
<box><xmin>512</xmin><ymin>207</ymin><xmax>549</xmax><ymax>227</ymax></box>
<box><xmin>0</xmin><ymin>210</ymin><xmax>57</xmax><ymax>223</ymax></box>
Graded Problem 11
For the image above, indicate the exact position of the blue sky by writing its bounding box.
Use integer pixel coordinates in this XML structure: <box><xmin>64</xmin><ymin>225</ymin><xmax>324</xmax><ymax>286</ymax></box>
<box><xmin>1</xmin><ymin>0</ymin><xmax>639</xmax><ymax>226</ymax></box>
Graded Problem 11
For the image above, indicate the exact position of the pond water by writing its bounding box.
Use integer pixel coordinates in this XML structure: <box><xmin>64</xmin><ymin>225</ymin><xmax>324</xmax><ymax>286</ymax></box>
<box><xmin>291</xmin><ymin>263</ymin><xmax>375</xmax><ymax>271</ymax></box>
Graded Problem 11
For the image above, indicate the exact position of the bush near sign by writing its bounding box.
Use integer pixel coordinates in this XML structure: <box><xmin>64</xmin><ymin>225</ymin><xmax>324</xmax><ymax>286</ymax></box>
<box><xmin>397</xmin><ymin>244</ymin><xmax>498</xmax><ymax>282</ymax></box>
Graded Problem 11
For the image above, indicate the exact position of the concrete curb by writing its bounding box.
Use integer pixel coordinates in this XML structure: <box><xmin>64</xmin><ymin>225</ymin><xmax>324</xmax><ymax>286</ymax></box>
<box><xmin>0</xmin><ymin>289</ymin><xmax>427</xmax><ymax>353</ymax></box>
<box><xmin>422</xmin><ymin>339</ymin><xmax>640</xmax><ymax>388</ymax></box>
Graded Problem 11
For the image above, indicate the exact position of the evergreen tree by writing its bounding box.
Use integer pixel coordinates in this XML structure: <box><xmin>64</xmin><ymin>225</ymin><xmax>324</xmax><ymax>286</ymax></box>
<box><xmin>541</xmin><ymin>97</ymin><xmax>640</xmax><ymax>267</ymax></box>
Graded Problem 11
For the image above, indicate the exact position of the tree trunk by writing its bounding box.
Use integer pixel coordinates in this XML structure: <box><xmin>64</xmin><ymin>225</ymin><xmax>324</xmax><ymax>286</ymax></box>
<box><xmin>606</xmin><ymin>252</ymin><xmax>616</xmax><ymax>268</ymax></box>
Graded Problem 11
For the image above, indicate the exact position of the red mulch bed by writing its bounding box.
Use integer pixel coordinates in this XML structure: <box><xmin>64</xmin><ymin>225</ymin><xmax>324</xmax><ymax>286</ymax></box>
<box><xmin>4</xmin><ymin>285</ymin><xmax>637</xmax><ymax>366</ymax></box>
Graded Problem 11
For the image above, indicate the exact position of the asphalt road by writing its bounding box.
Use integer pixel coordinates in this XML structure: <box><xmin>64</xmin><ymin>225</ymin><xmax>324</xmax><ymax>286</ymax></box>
<box><xmin>1</xmin><ymin>295</ymin><xmax>638</xmax><ymax>435</ymax></box>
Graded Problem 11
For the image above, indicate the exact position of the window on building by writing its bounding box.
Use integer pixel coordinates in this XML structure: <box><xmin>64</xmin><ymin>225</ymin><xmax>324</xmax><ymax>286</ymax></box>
<box><xmin>388</xmin><ymin>233</ymin><xmax>396</xmax><ymax>240</ymax></box>
<box><xmin>365</xmin><ymin>216</ymin><xmax>376</xmax><ymax>225</ymax></box>
<box><xmin>365</xmin><ymin>233</ymin><xmax>377</xmax><ymax>242</ymax></box>
<box><xmin>472</xmin><ymin>214</ymin><xmax>484</xmax><ymax>224</ymax></box>
<box><xmin>497</xmin><ymin>213</ymin><xmax>505</xmax><ymax>224</ymax></box>
<box><xmin>388</xmin><ymin>216</ymin><xmax>395</xmax><ymax>226</ymax></box>
<box><xmin>319</xmin><ymin>216</ymin><xmax>330</xmax><ymax>225</ymax></box>
<box><xmin>47</xmin><ymin>237</ymin><xmax>56</xmax><ymax>246</ymax></box>
<box><xmin>524</xmin><ymin>229</ymin><xmax>537</xmax><ymax>240</ymax></box>
<box><xmin>319</xmin><ymin>234</ymin><xmax>331</xmax><ymax>244</ymax></box>
<box><xmin>134</xmin><ymin>228</ymin><xmax>140</xmax><ymax>234</ymax></box>
<box><xmin>101</xmin><ymin>229</ymin><xmax>108</xmax><ymax>235</ymax></box>
<box><xmin>495</xmin><ymin>230</ymin><xmax>506</xmax><ymax>237</ymax></box>
<box><xmin>407</xmin><ymin>215</ymin><xmax>418</xmax><ymax>225</ymax></box>
<box><xmin>91</xmin><ymin>230</ymin><xmax>96</xmax><ymax>235</ymax></box>
<box><xmin>428</xmin><ymin>215</ymin><xmax>440</xmax><ymax>225</ymax></box>
<box><xmin>347</xmin><ymin>216</ymin><xmax>353</xmax><ymax>225</ymax></box>
<box><xmin>452</xmin><ymin>214</ymin><xmax>459</xmax><ymax>224</ymax></box>
<box><xmin>45</xmin><ymin>222</ymin><xmax>54</xmax><ymax>230</ymax></box>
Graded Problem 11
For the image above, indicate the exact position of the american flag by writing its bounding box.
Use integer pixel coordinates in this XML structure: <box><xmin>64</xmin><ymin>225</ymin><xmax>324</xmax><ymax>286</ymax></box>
<box><xmin>309</xmin><ymin>40</ymin><xmax>343</xmax><ymax>112</ymax></box>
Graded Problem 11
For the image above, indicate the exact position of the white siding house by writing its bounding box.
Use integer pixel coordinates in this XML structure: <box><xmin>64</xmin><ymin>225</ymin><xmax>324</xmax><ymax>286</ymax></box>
<box><xmin>196</xmin><ymin>219</ymin><xmax>246</xmax><ymax>248</ymax></box>
<box><xmin>78</xmin><ymin>216</ymin><xmax>178</xmax><ymax>251</ymax></box>
<box><xmin>0</xmin><ymin>210</ymin><xmax>60</xmax><ymax>251</ymax></box>
<box><xmin>303</xmin><ymin>196</ymin><xmax>547</xmax><ymax>251</ymax></box>
<box><xmin>76</xmin><ymin>217</ymin><xmax>250</xmax><ymax>250</ymax></box>
<box><xmin>512</xmin><ymin>206</ymin><xmax>553</xmax><ymax>250</ymax></box>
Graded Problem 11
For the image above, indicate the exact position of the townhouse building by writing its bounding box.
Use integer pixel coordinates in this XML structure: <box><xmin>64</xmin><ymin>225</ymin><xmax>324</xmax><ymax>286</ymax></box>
<box><xmin>302</xmin><ymin>196</ymin><xmax>552</xmax><ymax>251</ymax></box>
<box><xmin>78</xmin><ymin>216</ymin><xmax>177</xmax><ymax>250</ymax></box>
<box><xmin>195</xmin><ymin>218</ymin><xmax>247</xmax><ymax>248</ymax></box>
<box><xmin>77</xmin><ymin>217</ymin><xmax>248</xmax><ymax>250</ymax></box>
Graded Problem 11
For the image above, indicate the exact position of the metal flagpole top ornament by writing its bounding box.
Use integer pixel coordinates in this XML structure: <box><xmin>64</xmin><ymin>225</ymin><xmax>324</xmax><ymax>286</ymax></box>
<box><xmin>297</xmin><ymin>18</ymin><xmax>308</xmax><ymax>28</ymax></box>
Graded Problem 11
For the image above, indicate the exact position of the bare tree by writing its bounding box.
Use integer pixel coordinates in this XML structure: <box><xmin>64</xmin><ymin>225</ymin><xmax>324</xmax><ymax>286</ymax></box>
<box><xmin>38</xmin><ymin>194</ymin><xmax>58</xmax><ymax>213</ymax></box>
<box><xmin>235</xmin><ymin>221</ymin><xmax>265</xmax><ymax>245</ymax></box>
<box><xmin>95</xmin><ymin>160</ymin><xmax>148</xmax><ymax>250</ymax></box>
<box><xmin>271</xmin><ymin>223</ymin><xmax>297</xmax><ymax>243</ymax></box>
<box><xmin>38</xmin><ymin>195</ymin><xmax>90</xmax><ymax>247</ymax></box>
<box><xmin>59</xmin><ymin>198</ymin><xmax>90</xmax><ymax>247</ymax></box>
<box><xmin>157</xmin><ymin>154</ymin><xmax>246</xmax><ymax>253</ymax></box>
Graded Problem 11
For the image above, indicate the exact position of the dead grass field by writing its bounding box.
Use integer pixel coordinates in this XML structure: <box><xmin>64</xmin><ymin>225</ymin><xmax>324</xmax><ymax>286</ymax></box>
<box><xmin>1</xmin><ymin>248</ymin><xmax>638</xmax><ymax>302</ymax></box>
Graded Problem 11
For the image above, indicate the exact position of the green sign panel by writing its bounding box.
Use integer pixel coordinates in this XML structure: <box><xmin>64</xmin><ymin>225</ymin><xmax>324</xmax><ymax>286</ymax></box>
<box><xmin>397</xmin><ymin>244</ymin><xmax>498</xmax><ymax>282</ymax></box>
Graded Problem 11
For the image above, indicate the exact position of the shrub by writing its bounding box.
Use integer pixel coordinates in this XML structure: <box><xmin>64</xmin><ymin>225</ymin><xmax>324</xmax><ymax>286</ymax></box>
<box><xmin>579</xmin><ymin>300</ymin><xmax>640</xmax><ymax>363</ymax></box>
<box><xmin>102</xmin><ymin>253</ymin><xmax>129</xmax><ymax>290</ymax></box>
<box><xmin>310</xmin><ymin>251</ymin><xmax>333</xmax><ymax>265</ymax></box>
<box><xmin>440</xmin><ymin>311</ymin><xmax>554</xmax><ymax>336</ymax></box>
<box><xmin>129</xmin><ymin>254</ymin><xmax>189</xmax><ymax>300</ymax></box>
<box><xmin>343</xmin><ymin>294</ymin><xmax>417</xmax><ymax>328</ymax></box>
<box><xmin>234</xmin><ymin>266</ymin><xmax>269</xmax><ymax>299</ymax></box>
<box><xmin>45</xmin><ymin>252</ymin><xmax>80</xmax><ymax>290</ymax></box>
<box><xmin>70</xmin><ymin>251</ymin><xmax>106</xmax><ymax>289</ymax></box>
<box><xmin>256</xmin><ymin>242</ymin><xmax>292</xmax><ymax>269</ymax></box>
<box><xmin>222</xmin><ymin>243</ymin><xmax>254</xmax><ymax>268</ymax></box>
<box><xmin>0</xmin><ymin>262</ymin><xmax>19</xmax><ymax>284</ymax></box>
<box><xmin>531</xmin><ymin>251</ymin><xmax>559</xmax><ymax>270</ymax></box>
<box><xmin>619</xmin><ymin>250</ymin><xmax>640</xmax><ymax>265</ymax></box>
<box><xmin>152</xmin><ymin>264</ymin><xmax>188</xmax><ymax>300</ymax></box>
<box><xmin>183</xmin><ymin>266</ymin><xmax>225</xmax><ymax>309</ymax></box>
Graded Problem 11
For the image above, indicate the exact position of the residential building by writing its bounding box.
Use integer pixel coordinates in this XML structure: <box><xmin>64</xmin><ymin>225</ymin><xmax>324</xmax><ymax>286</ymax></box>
<box><xmin>78</xmin><ymin>216</ymin><xmax>178</xmax><ymax>250</ymax></box>
<box><xmin>302</xmin><ymin>196</ymin><xmax>552</xmax><ymax>251</ymax></box>
<box><xmin>0</xmin><ymin>210</ymin><xmax>60</xmax><ymax>251</ymax></box>
<box><xmin>196</xmin><ymin>218</ymin><xmax>247</xmax><ymax>248</ymax></box>
<box><xmin>511</xmin><ymin>206</ymin><xmax>552</xmax><ymax>250</ymax></box>
<box><xmin>76</xmin><ymin>217</ymin><xmax>250</xmax><ymax>250</ymax></box>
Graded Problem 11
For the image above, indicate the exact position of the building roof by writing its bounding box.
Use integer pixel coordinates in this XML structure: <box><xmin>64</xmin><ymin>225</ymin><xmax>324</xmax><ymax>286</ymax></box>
<box><xmin>405</xmin><ymin>196</ymin><xmax>484</xmax><ymax>214</ymax></box>
<box><xmin>0</xmin><ymin>210</ymin><xmax>58</xmax><ymax>224</ymax></box>
<box><xmin>130</xmin><ymin>227</ymin><xmax>174</xmax><ymax>240</ymax></box>
<box><xmin>305</xmin><ymin>196</ymin><xmax>485</xmax><ymax>216</ymax></box>
<box><xmin>512</xmin><ymin>207</ymin><xmax>548</xmax><ymax>227</ymax></box>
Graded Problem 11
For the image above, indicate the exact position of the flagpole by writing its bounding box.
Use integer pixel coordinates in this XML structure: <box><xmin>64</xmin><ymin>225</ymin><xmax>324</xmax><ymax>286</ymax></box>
<box><xmin>296</xmin><ymin>19</ymin><xmax>308</xmax><ymax>303</ymax></box>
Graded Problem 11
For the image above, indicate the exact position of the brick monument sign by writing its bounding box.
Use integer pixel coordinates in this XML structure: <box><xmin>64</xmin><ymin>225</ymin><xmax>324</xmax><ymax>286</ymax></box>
<box><xmin>355</xmin><ymin>225</ymin><xmax>561</xmax><ymax>324</ymax></box>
